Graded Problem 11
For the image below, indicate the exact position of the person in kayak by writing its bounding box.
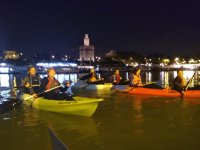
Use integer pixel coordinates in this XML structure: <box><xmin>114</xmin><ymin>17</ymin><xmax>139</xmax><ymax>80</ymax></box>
<box><xmin>63</xmin><ymin>80</ymin><xmax>73</xmax><ymax>97</ymax></box>
<box><xmin>87</xmin><ymin>68</ymin><xmax>104</xmax><ymax>84</ymax></box>
<box><xmin>112</xmin><ymin>69</ymin><xmax>122</xmax><ymax>85</ymax></box>
<box><xmin>129</xmin><ymin>66</ymin><xmax>143</xmax><ymax>87</ymax></box>
<box><xmin>128</xmin><ymin>66</ymin><xmax>163</xmax><ymax>89</ymax></box>
<box><xmin>39</xmin><ymin>68</ymin><xmax>74</xmax><ymax>100</ymax></box>
<box><xmin>112</xmin><ymin>69</ymin><xmax>128</xmax><ymax>85</ymax></box>
<box><xmin>173</xmin><ymin>69</ymin><xmax>187</xmax><ymax>93</ymax></box>
<box><xmin>18</xmin><ymin>66</ymin><xmax>41</xmax><ymax>98</ymax></box>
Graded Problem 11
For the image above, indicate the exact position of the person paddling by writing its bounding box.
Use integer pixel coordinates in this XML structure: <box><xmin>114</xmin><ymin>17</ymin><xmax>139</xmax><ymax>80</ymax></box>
<box><xmin>87</xmin><ymin>68</ymin><xmax>104</xmax><ymax>84</ymax></box>
<box><xmin>39</xmin><ymin>68</ymin><xmax>74</xmax><ymax>100</ymax></box>
<box><xmin>129</xmin><ymin>66</ymin><xmax>143</xmax><ymax>87</ymax></box>
<box><xmin>17</xmin><ymin>66</ymin><xmax>41</xmax><ymax>99</ymax></box>
<box><xmin>112</xmin><ymin>69</ymin><xmax>128</xmax><ymax>85</ymax></box>
<box><xmin>173</xmin><ymin>69</ymin><xmax>187</xmax><ymax>94</ymax></box>
<box><xmin>129</xmin><ymin>66</ymin><xmax>162</xmax><ymax>89</ymax></box>
<box><xmin>112</xmin><ymin>69</ymin><xmax>122</xmax><ymax>85</ymax></box>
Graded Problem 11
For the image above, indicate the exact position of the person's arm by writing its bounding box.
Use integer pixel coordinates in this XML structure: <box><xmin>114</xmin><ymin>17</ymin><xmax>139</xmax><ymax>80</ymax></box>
<box><xmin>182</xmin><ymin>78</ymin><xmax>187</xmax><ymax>87</ymax></box>
<box><xmin>129</xmin><ymin>75</ymin><xmax>134</xmax><ymax>87</ymax></box>
<box><xmin>20</xmin><ymin>77</ymin><xmax>29</xmax><ymax>87</ymax></box>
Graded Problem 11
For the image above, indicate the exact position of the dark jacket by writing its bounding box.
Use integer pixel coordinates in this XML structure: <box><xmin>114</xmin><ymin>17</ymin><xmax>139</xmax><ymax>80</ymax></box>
<box><xmin>19</xmin><ymin>74</ymin><xmax>41</xmax><ymax>94</ymax></box>
<box><xmin>173</xmin><ymin>76</ymin><xmax>184</xmax><ymax>91</ymax></box>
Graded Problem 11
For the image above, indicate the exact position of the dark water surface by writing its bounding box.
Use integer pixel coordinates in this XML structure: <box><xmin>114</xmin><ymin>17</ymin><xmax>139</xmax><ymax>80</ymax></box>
<box><xmin>1</xmin><ymin>71</ymin><xmax>200</xmax><ymax>150</ymax></box>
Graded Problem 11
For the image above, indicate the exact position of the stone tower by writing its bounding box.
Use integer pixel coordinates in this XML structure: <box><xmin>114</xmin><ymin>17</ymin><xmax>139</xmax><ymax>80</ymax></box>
<box><xmin>79</xmin><ymin>34</ymin><xmax>95</xmax><ymax>62</ymax></box>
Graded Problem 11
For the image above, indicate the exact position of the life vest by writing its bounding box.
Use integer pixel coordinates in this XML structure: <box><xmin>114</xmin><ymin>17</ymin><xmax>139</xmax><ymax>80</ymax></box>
<box><xmin>88</xmin><ymin>73</ymin><xmax>97</xmax><ymax>82</ymax></box>
<box><xmin>28</xmin><ymin>75</ymin><xmax>41</xmax><ymax>87</ymax></box>
<box><xmin>132</xmin><ymin>75</ymin><xmax>142</xmax><ymax>85</ymax></box>
<box><xmin>46</xmin><ymin>77</ymin><xmax>60</xmax><ymax>90</ymax></box>
<box><xmin>114</xmin><ymin>74</ymin><xmax>121</xmax><ymax>84</ymax></box>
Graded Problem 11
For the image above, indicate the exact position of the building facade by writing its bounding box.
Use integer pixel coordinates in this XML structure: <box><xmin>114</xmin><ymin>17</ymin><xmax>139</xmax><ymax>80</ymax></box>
<box><xmin>79</xmin><ymin>34</ymin><xmax>95</xmax><ymax>62</ymax></box>
<box><xmin>3</xmin><ymin>50</ymin><xmax>20</xmax><ymax>59</ymax></box>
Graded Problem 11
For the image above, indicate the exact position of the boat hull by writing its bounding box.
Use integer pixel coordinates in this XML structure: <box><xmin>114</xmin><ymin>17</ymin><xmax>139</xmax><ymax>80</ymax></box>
<box><xmin>128</xmin><ymin>87</ymin><xmax>200</xmax><ymax>98</ymax></box>
<box><xmin>22</xmin><ymin>94</ymin><xmax>103</xmax><ymax>117</ymax></box>
<box><xmin>73</xmin><ymin>81</ymin><xmax>112</xmax><ymax>90</ymax></box>
<box><xmin>85</xmin><ymin>83</ymin><xmax>112</xmax><ymax>90</ymax></box>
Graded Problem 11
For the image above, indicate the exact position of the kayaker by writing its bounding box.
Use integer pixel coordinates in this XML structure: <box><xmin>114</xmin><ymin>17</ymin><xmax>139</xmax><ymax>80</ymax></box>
<box><xmin>112</xmin><ymin>69</ymin><xmax>128</xmax><ymax>85</ymax></box>
<box><xmin>63</xmin><ymin>80</ymin><xmax>73</xmax><ymax>97</ymax></box>
<box><xmin>112</xmin><ymin>69</ymin><xmax>122</xmax><ymax>85</ymax></box>
<box><xmin>39</xmin><ymin>68</ymin><xmax>74</xmax><ymax>100</ymax></box>
<box><xmin>87</xmin><ymin>68</ymin><xmax>104</xmax><ymax>84</ymax></box>
<box><xmin>18</xmin><ymin>66</ymin><xmax>41</xmax><ymax>98</ymax></box>
<box><xmin>173</xmin><ymin>69</ymin><xmax>187</xmax><ymax>94</ymax></box>
<box><xmin>129</xmin><ymin>66</ymin><xmax>143</xmax><ymax>87</ymax></box>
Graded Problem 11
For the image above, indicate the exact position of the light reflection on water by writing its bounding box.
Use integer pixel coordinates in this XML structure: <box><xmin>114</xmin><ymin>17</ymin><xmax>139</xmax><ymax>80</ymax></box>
<box><xmin>0</xmin><ymin>70</ymin><xmax>199</xmax><ymax>88</ymax></box>
<box><xmin>1</xmin><ymin>71</ymin><xmax>200</xmax><ymax>150</ymax></box>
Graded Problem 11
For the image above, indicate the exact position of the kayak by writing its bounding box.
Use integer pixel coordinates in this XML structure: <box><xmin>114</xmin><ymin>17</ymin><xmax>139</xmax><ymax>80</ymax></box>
<box><xmin>73</xmin><ymin>80</ymin><xmax>112</xmax><ymax>90</ymax></box>
<box><xmin>21</xmin><ymin>94</ymin><xmax>104</xmax><ymax>117</ymax></box>
<box><xmin>110</xmin><ymin>85</ymin><xmax>129</xmax><ymax>91</ymax></box>
<box><xmin>85</xmin><ymin>83</ymin><xmax>112</xmax><ymax>90</ymax></box>
<box><xmin>128</xmin><ymin>87</ymin><xmax>200</xmax><ymax>98</ymax></box>
<box><xmin>110</xmin><ymin>82</ymin><xmax>162</xmax><ymax>92</ymax></box>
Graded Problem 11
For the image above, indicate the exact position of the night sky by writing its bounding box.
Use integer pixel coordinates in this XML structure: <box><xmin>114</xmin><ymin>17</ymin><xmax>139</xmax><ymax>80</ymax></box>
<box><xmin>0</xmin><ymin>0</ymin><xmax>200</xmax><ymax>57</ymax></box>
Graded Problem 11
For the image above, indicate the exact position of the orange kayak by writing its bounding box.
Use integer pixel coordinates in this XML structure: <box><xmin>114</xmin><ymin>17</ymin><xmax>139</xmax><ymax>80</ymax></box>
<box><xmin>128</xmin><ymin>87</ymin><xmax>200</xmax><ymax>98</ymax></box>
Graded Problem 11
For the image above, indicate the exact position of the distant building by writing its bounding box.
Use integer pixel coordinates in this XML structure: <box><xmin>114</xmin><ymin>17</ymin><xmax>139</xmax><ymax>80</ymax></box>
<box><xmin>3</xmin><ymin>50</ymin><xmax>20</xmax><ymax>59</ymax></box>
<box><xmin>79</xmin><ymin>34</ymin><xmax>95</xmax><ymax>62</ymax></box>
<box><xmin>106</xmin><ymin>50</ymin><xmax>117</xmax><ymax>57</ymax></box>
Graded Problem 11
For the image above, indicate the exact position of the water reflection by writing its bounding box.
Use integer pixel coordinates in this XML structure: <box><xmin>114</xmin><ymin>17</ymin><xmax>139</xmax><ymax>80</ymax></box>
<box><xmin>1</xmin><ymin>72</ymin><xmax>200</xmax><ymax>150</ymax></box>
<box><xmin>0</xmin><ymin>74</ymin><xmax>10</xmax><ymax>87</ymax></box>
<box><xmin>132</xmin><ymin>96</ymin><xmax>145</xmax><ymax>135</ymax></box>
<box><xmin>0</xmin><ymin>70</ymin><xmax>199</xmax><ymax>89</ymax></box>
<box><xmin>0</xmin><ymin>73</ymin><xmax>78</xmax><ymax>89</ymax></box>
<box><xmin>25</xmin><ymin>108</ymin><xmax>99</xmax><ymax>150</ymax></box>
<box><xmin>145</xmin><ymin>72</ymin><xmax>152</xmax><ymax>83</ymax></box>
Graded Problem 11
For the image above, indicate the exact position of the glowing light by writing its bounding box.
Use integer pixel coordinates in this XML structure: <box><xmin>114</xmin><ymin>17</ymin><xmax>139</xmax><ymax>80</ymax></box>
<box><xmin>175</xmin><ymin>57</ymin><xmax>179</xmax><ymax>61</ymax></box>
<box><xmin>0</xmin><ymin>63</ymin><xmax>7</xmax><ymax>66</ymax></box>
<box><xmin>0</xmin><ymin>67</ymin><xmax>9</xmax><ymax>73</ymax></box>
<box><xmin>0</xmin><ymin>74</ymin><xmax>10</xmax><ymax>87</ymax></box>
<box><xmin>36</xmin><ymin>62</ymin><xmax>77</xmax><ymax>67</ymax></box>
<box><xmin>189</xmin><ymin>59</ymin><xmax>195</xmax><ymax>64</ymax></box>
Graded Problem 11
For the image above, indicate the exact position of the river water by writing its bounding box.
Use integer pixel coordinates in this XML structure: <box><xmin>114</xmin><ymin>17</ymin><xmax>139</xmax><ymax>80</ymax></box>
<box><xmin>0</xmin><ymin>70</ymin><xmax>200</xmax><ymax>150</ymax></box>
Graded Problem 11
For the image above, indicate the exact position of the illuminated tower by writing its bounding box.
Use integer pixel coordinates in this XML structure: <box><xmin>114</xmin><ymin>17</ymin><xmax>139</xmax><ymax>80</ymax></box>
<box><xmin>79</xmin><ymin>34</ymin><xmax>95</xmax><ymax>62</ymax></box>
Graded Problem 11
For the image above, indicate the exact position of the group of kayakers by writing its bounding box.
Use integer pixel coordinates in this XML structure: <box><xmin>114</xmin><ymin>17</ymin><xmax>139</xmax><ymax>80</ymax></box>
<box><xmin>111</xmin><ymin>66</ymin><xmax>199</xmax><ymax>94</ymax></box>
<box><xmin>15</xmin><ymin>65</ymin><xmax>198</xmax><ymax>100</ymax></box>
<box><xmin>17</xmin><ymin>66</ymin><xmax>74</xmax><ymax>100</ymax></box>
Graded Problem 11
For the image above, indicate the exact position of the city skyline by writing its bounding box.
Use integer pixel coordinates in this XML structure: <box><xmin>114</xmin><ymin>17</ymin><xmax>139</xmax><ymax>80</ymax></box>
<box><xmin>0</xmin><ymin>0</ymin><xmax>200</xmax><ymax>57</ymax></box>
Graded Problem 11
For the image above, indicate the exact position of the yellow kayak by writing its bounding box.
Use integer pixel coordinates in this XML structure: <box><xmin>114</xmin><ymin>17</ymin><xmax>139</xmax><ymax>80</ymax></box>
<box><xmin>22</xmin><ymin>94</ymin><xmax>103</xmax><ymax>117</ymax></box>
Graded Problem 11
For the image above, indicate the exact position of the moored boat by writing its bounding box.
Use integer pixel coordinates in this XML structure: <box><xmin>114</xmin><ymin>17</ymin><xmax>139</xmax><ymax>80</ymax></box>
<box><xmin>22</xmin><ymin>94</ymin><xmax>104</xmax><ymax>117</ymax></box>
<box><xmin>128</xmin><ymin>87</ymin><xmax>200</xmax><ymax>98</ymax></box>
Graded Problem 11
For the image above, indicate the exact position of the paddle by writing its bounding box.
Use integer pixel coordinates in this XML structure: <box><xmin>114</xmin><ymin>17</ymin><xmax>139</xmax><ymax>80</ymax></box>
<box><xmin>48</xmin><ymin>128</ymin><xmax>69</xmax><ymax>150</ymax></box>
<box><xmin>184</xmin><ymin>71</ymin><xmax>197</xmax><ymax>91</ymax></box>
<box><xmin>24</xmin><ymin>85</ymin><xmax>62</xmax><ymax>101</ymax></box>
